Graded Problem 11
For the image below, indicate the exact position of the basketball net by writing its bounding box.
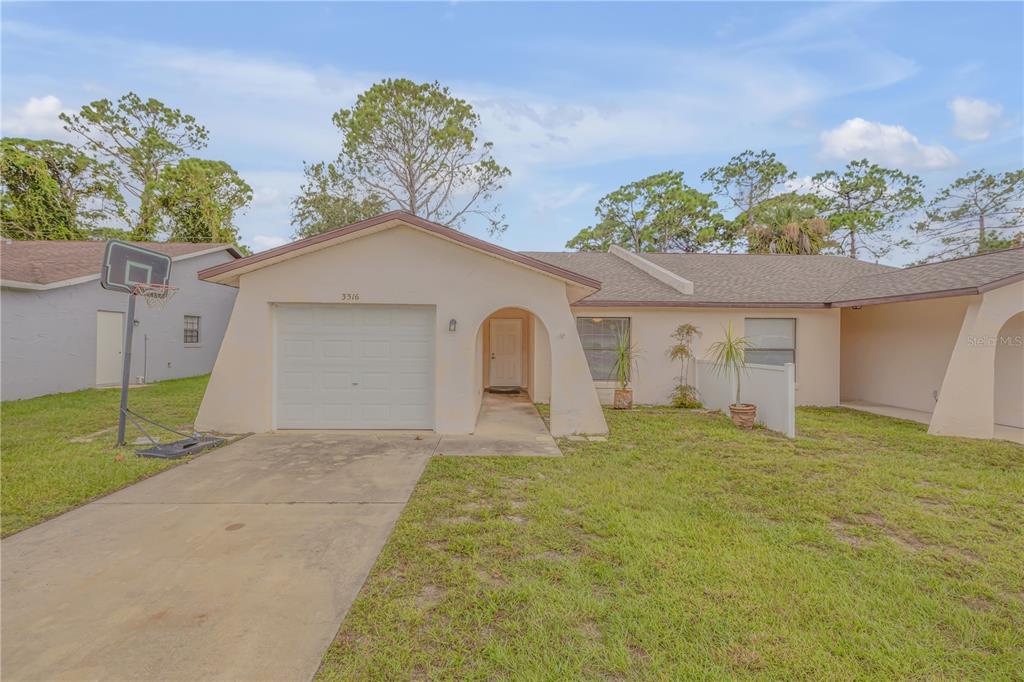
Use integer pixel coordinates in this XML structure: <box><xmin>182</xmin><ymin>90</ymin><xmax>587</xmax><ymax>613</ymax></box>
<box><xmin>131</xmin><ymin>283</ymin><xmax>179</xmax><ymax>310</ymax></box>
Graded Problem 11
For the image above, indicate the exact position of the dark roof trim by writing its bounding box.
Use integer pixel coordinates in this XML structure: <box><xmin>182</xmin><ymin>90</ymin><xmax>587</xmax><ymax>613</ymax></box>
<box><xmin>830</xmin><ymin>272</ymin><xmax>1024</xmax><ymax>307</ymax></box>
<box><xmin>573</xmin><ymin>299</ymin><xmax>828</xmax><ymax>309</ymax></box>
<box><xmin>977</xmin><ymin>271</ymin><xmax>1024</xmax><ymax>294</ymax></box>
<box><xmin>829</xmin><ymin>288</ymin><xmax>980</xmax><ymax>308</ymax></box>
<box><xmin>199</xmin><ymin>211</ymin><xmax>601</xmax><ymax>290</ymax></box>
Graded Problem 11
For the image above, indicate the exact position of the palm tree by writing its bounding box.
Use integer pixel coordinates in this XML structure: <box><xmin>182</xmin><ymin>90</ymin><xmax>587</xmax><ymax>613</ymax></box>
<box><xmin>745</xmin><ymin>193</ymin><xmax>832</xmax><ymax>255</ymax></box>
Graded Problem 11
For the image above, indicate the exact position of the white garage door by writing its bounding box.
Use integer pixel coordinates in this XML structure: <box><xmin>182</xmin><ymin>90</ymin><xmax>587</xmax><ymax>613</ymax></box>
<box><xmin>275</xmin><ymin>305</ymin><xmax>435</xmax><ymax>429</ymax></box>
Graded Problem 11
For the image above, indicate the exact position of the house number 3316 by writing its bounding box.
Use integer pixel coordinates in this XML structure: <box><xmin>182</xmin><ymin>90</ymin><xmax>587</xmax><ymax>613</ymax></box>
<box><xmin>340</xmin><ymin>293</ymin><xmax>360</xmax><ymax>301</ymax></box>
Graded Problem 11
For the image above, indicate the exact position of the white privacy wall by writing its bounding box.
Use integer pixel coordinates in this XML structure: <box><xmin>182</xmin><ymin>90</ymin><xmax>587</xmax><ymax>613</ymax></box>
<box><xmin>696</xmin><ymin>360</ymin><xmax>796</xmax><ymax>437</ymax></box>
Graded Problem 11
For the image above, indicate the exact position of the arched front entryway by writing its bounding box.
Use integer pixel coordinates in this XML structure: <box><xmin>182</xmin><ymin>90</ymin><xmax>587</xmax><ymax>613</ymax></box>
<box><xmin>994</xmin><ymin>312</ymin><xmax>1024</xmax><ymax>442</ymax></box>
<box><xmin>464</xmin><ymin>306</ymin><xmax>559</xmax><ymax>446</ymax></box>
<box><xmin>474</xmin><ymin>306</ymin><xmax>551</xmax><ymax>402</ymax></box>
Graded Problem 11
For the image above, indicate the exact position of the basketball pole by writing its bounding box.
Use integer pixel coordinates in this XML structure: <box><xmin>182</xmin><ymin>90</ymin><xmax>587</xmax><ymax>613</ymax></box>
<box><xmin>116</xmin><ymin>292</ymin><xmax>136</xmax><ymax>446</ymax></box>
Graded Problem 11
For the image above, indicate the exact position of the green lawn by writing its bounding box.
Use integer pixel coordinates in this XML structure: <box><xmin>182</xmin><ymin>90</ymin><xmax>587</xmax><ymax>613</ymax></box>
<box><xmin>1</xmin><ymin>375</ymin><xmax>210</xmax><ymax>537</ymax></box>
<box><xmin>318</xmin><ymin>408</ymin><xmax>1024</xmax><ymax>680</ymax></box>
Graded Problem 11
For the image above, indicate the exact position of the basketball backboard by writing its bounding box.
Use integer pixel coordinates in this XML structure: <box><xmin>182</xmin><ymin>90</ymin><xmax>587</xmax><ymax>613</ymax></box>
<box><xmin>100</xmin><ymin>240</ymin><xmax>172</xmax><ymax>294</ymax></box>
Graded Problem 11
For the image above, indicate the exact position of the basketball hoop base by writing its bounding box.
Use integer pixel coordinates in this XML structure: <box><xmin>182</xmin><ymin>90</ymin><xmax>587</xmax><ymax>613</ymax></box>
<box><xmin>136</xmin><ymin>436</ymin><xmax>224</xmax><ymax>459</ymax></box>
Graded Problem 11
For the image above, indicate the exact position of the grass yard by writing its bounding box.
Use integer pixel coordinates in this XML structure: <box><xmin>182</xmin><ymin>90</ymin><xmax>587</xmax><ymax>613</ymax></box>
<box><xmin>318</xmin><ymin>407</ymin><xmax>1024</xmax><ymax>680</ymax></box>
<box><xmin>1</xmin><ymin>375</ymin><xmax>210</xmax><ymax>537</ymax></box>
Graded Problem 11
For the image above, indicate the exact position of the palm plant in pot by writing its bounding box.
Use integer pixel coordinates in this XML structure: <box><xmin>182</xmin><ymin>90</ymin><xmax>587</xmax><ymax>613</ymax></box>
<box><xmin>611</xmin><ymin>327</ymin><xmax>638</xmax><ymax>409</ymax></box>
<box><xmin>706</xmin><ymin>322</ymin><xmax>756</xmax><ymax>428</ymax></box>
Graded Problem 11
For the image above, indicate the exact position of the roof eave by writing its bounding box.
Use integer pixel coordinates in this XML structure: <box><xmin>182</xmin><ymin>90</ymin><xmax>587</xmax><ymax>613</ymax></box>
<box><xmin>830</xmin><ymin>272</ymin><xmax>1024</xmax><ymax>307</ymax></box>
<box><xmin>1</xmin><ymin>244</ymin><xmax>241</xmax><ymax>291</ymax></box>
<box><xmin>198</xmin><ymin>211</ymin><xmax>601</xmax><ymax>292</ymax></box>
<box><xmin>573</xmin><ymin>299</ymin><xmax>828</xmax><ymax>309</ymax></box>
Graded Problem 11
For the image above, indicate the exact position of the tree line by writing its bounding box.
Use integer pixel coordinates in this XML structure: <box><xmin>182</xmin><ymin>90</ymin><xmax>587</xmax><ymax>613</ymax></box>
<box><xmin>1</xmin><ymin>93</ymin><xmax>252</xmax><ymax>251</ymax></box>
<box><xmin>568</xmin><ymin>152</ymin><xmax>1023</xmax><ymax>262</ymax></box>
<box><xmin>3</xmin><ymin>80</ymin><xmax>1021</xmax><ymax>263</ymax></box>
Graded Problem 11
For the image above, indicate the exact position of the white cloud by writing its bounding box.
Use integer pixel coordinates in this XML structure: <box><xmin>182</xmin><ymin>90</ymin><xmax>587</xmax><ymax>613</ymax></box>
<box><xmin>528</xmin><ymin>183</ymin><xmax>593</xmax><ymax>216</ymax></box>
<box><xmin>1</xmin><ymin>10</ymin><xmax>934</xmax><ymax>246</ymax></box>
<box><xmin>1</xmin><ymin>95</ymin><xmax>72</xmax><ymax>138</ymax></box>
<box><xmin>949</xmin><ymin>97</ymin><xmax>1003</xmax><ymax>141</ymax></box>
<box><xmin>819</xmin><ymin>118</ymin><xmax>957</xmax><ymax>170</ymax></box>
<box><xmin>251</xmin><ymin>235</ymin><xmax>289</xmax><ymax>250</ymax></box>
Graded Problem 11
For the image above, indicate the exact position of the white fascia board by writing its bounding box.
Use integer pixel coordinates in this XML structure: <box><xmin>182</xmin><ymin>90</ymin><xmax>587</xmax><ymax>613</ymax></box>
<box><xmin>608</xmin><ymin>245</ymin><xmax>694</xmax><ymax>295</ymax></box>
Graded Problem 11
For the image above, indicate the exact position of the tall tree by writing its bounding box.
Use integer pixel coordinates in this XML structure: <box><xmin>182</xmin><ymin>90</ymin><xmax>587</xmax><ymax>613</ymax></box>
<box><xmin>1</xmin><ymin>139</ymin><xmax>78</xmax><ymax>239</ymax></box>
<box><xmin>291</xmin><ymin>161</ymin><xmax>389</xmax><ymax>239</ymax></box>
<box><xmin>914</xmin><ymin>169</ymin><xmax>1024</xmax><ymax>261</ymax></box>
<box><xmin>1</xmin><ymin>138</ymin><xmax>124</xmax><ymax>239</ymax></box>
<box><xmin>314</xmin><ymin>78</ymin><xmax>510</xmax><ymax>235</ymax></box>
<box><xmin>566</xmin><ymin>171</ymin><xmax>726</xmax><ymax>253</ymax></box>
<box><xmin>701</xmin><ymin>149</ymin><xmax>796</xmax><ymax>245</ymax></box>
<box><xmin>154</xmin><ymin>159</ymin><xmax>252</xmax><ymax>246</ymax></box>
<box><xmin>744</xmin><ymin>193</ymin><xmax>832</xmax><ymax>255</ymax></box>
<box><xmin>812</xmin><ymin>159</ymin><xmax>924</xmax><ymax>260</ymax></box>
<box><xmin>61</xmin><ymin>92</ymin><xmax>209</xmax><ymax>240</ymax></box>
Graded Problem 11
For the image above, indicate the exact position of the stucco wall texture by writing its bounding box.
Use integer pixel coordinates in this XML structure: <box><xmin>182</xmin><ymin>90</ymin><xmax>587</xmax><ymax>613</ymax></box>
<box><xmin>840</xmin><ymin>296</ymin><xmax>973</xmax><ymax>414</ymax></box>
<box><xmin>2</xmin><ymin>250</ymin><xmax>238</xmax><ymax>400</ymax></box>
<box><xmin>574</xmin><ymin>306</ymin><xmax>841</xmax><ymax>407</ymax></box>
<box><xmin>196</xmin><ymin>225</ymin><xmax>608</xmax><ymax>436</ymax></box>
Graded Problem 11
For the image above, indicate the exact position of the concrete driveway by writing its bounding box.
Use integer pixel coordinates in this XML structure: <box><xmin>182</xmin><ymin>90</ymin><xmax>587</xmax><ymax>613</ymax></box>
<box><xmin>1</xmin><ymin>432</ymin><xmax>438</xmax><ymax>682</ymax></box>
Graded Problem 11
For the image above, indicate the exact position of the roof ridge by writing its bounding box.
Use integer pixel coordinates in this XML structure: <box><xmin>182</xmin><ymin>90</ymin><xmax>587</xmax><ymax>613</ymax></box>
<box><xmin>608</xmin><ymin>246</ymin><xmax>694</xmax><ymax>295</ymax></box>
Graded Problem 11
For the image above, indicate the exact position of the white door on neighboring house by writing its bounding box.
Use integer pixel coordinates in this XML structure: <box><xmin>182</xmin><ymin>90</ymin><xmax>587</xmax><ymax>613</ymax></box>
<box><xmin>489</xmin><ymin>318</ymin><xmax>522</xmax><ymax>387</ymax></box>
<box><xmin>95</xmin><ymin>310</ymin><xmax>124</xmax><ymax>386</ymax></box>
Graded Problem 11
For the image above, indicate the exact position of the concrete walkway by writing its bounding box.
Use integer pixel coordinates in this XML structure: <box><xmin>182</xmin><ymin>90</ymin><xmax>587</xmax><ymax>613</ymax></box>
<box><xmin>841</xmin><ymin>400</ymin><xmax>1023</xmax><ymax>444</ymax></box>
<box><xmin>437</xmin><ymin>392</ymin><xmax>562</xmax><ymax>457</ymax></box>
<box><xmin>1</xmin><ymin>432</ymin><xmax>437</xmax><ymax>682</ymax></box>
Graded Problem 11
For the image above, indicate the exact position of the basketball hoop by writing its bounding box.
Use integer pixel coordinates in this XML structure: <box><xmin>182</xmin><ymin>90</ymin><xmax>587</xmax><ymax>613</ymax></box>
<box><xmin>131</xmin><ymin>282</ymin><xmax>179</xmax><ymax>309</ymax></box>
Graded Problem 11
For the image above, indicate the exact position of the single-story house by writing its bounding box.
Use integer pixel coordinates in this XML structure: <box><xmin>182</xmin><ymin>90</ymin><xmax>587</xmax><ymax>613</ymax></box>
<box><xmin>1</xmin><ymin>240</ymin><xmax>241</xmax><ymax>401</ymax></box>
<box><xmin>195</xmin><ymin>211</ymin><xmax>1022</xmax><ymax>441</ymax></box>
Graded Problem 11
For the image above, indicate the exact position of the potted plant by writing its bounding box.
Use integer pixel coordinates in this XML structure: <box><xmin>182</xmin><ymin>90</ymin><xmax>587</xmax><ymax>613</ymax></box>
<box><xmin>611</xmin><ymin>327</ymin><xmax>638</xmax><ymax>409</ymax></box>
<box><xmin>667</xmin><ymin>323</ymin><xmax>702</xmax><ymax>408</ymax></box>
<box><xmin>706</xmin><ymin>322</ymin><xmax>756</xmax><ymax>428</ymax></box>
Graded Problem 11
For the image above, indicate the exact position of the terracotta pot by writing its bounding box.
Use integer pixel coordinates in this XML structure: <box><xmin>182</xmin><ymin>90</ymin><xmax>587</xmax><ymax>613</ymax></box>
<box><xmin>729</xmin><ymin>403</ymin><xmax>757</xmax><ymax>428</ymax></box>
<box><xmin>613</xmin><ymin>388</ymin><xmax>633</xmax><ymax>409</ymax></box>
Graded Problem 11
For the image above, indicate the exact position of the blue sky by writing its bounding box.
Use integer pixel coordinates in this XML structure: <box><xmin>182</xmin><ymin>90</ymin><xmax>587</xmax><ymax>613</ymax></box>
<box><xmin>2</xmin><ymin>2</ymin><xmax>1021</xmax><ymax>264</ymax></box>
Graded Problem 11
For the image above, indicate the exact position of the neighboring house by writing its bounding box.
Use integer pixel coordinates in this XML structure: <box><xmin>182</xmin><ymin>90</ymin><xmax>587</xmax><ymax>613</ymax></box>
<box><xmin>194</xmin><ymin>211</ymin><xmax>1022</xmax><ymax>441</ymax></box>
<box><xmin>1</xmin><ymin>240</ymin><xmax>242</xmax><ymax>401</ymax></box>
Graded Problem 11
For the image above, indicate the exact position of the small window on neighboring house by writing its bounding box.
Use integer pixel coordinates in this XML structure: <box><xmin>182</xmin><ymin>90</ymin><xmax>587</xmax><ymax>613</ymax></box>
<box><xmin>576</xmin><ymin>317</ymin><xmax>630</xmax><ymax>381</ymax></box>
<box><xmin>184</xmin><ymin>315</ymin><xmax>200</xmax><ymax>344</ymax></box>
<box><xmin>745</xmin><ymin>318</ymin><xmax>795</xmax><ymax>366</ymax></box>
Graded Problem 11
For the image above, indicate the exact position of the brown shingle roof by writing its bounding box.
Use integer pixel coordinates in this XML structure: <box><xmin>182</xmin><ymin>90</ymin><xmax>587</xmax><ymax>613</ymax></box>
<box><xmin>1</xmin><ymin>240</ymin><xmax>241</xmax><ymax>286</ymax></box>
<box><xmin>526</xmin><ymin>251</ymin><xmax>896</xmax><ymax>306</ymax></box>
<box><xmin>530</xmin><ymin>248</ymin><xmax>1023</xmax><ymax>307</ymax></box>
<box><xmin>825</xmin><ymin>246</ymin><xmax>1024</xmax><ymax>305</ymax></box>
<box><xmin>520</xmin><ymin>252</ymin><xmax>685</xmax><ymax>301</ymax></box>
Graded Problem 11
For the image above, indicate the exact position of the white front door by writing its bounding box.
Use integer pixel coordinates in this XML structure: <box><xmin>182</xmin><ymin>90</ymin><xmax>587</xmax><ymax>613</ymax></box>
<box><xmin>489</xmin><ymin>318</ymin><xmax>522</xmax><ymax>387</ymax></box>
<box><xmin>96</xmin><ymin>310</ymin><xmax>124</xmax><ymax>386</ymax></box>
<box><xmin>275</xmin><ymin>304</ymin><xmax>435</xmax><ymax>429</ymax></box>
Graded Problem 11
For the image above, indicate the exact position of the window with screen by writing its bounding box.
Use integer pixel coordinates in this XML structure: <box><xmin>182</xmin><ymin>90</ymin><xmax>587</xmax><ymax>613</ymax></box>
<box><xmin>744</xmin><ymin>318</ymin><xmax>795</xmax><ymax>366</ymax></box>
<box><xmin>576</xmin><ymin>317</ymin><xmax>630</xmax><ymax>381</ymax></box>
<box><xmin>184</xmin><ymin>315</ymin><xmax>200</xmax><ymax>344</ymax></box>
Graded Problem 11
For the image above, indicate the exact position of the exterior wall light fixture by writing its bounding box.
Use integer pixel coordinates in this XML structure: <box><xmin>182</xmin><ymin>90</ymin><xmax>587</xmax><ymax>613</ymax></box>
<box><xmin>449</xmin><ymin>318</ymin><xmax>457</xmax><ymax>332</ymax></box>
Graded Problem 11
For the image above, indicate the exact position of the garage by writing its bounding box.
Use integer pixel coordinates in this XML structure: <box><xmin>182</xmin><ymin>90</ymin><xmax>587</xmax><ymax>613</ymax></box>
<box><xmin>275</xmin><ymin>304</ymin><xmax>435</xmax><ymax>429</ymax></box>
<box><xmin>196</xmin><ymin>212</ymin><xmax>608</xmax><ymax>436</ymax></box>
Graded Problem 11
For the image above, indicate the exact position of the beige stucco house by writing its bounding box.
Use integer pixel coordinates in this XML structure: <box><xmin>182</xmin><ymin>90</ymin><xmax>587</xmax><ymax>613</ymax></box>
<box><xmin>195</xmin><ymin>211</ymin><xmax>1023</xmax><ymax>441</ymax></box>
